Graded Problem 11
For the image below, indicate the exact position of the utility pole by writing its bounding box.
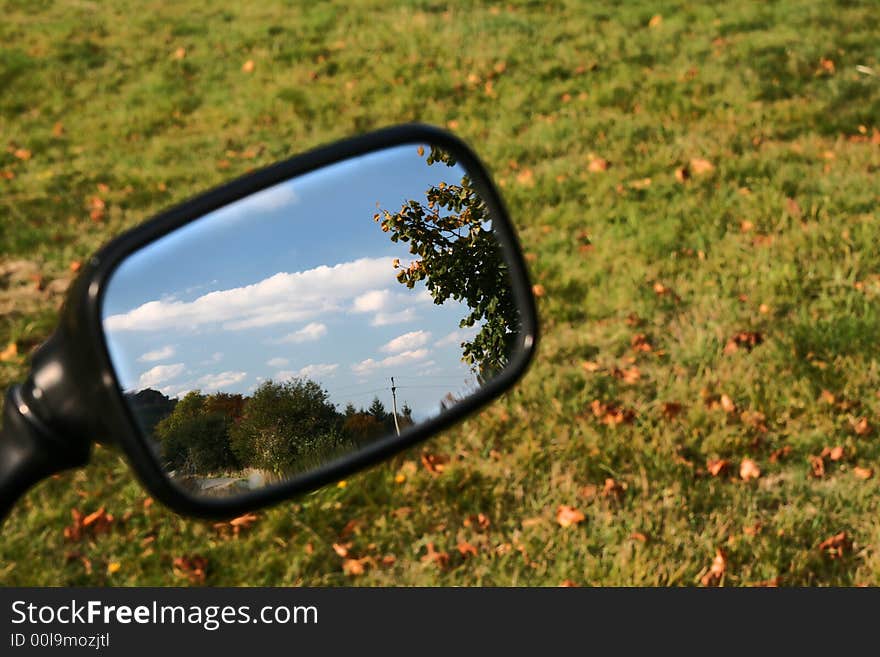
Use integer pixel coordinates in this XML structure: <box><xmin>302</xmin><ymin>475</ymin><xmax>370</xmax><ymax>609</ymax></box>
<box><xmin>390</xmin><ymin>376</ymin><xmax>401</xmax><ymax>437</ymax></box>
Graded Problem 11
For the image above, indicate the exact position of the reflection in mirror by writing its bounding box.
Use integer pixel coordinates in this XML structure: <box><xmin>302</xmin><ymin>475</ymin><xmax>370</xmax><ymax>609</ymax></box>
<box><xmin>101</xmin><ymin>143</ymin><xmax>523</xmax><ymax>499</ymax></box>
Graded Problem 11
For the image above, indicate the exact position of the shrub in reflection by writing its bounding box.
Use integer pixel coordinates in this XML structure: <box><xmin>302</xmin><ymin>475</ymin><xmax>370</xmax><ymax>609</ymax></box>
<box><xmin>154</xmin><ymin>391</ymin><xmax>239</xmax><ymax>474</ymax></box>
<box><xmin>146</xmin><ymin>378</ymin><xmax>416</xmax><ymax>487</ymax></box>
<box><xmin>229</xmin><ymin>379</ymin><xmax>351</xmax><ymax>476</ymax></box>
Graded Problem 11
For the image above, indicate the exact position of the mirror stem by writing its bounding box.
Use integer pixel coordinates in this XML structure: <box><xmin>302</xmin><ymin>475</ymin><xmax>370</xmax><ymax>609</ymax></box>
<box><xmin>0</xmin><ymin>385</ymin><xmax>90</xmax><ymax>525</ymax></box>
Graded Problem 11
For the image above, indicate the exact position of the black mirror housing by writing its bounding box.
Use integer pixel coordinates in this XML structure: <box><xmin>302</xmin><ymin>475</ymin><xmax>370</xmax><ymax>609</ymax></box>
<box><xmin>0</xmin><ymin>124</ymin><xmax>538</xmax><ymax>520</ymax></box>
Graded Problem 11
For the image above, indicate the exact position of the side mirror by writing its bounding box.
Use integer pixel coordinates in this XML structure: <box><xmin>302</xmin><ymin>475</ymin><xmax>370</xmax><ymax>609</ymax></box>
<box><xmin>0</xmin><ymin>124</ymin><xmax>537</xmax><ymax>519</ymax></box>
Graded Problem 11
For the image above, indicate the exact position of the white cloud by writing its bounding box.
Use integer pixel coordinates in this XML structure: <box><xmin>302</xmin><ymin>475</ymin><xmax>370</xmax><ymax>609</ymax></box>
<box><xmin>381</xmin><ymin>330</ymin><xmax>431</xmax><ymax>354</ymax></box>
<box><xmin>196</xmin><ymin>371</ymin><xmax>247</xmax><ymax>390</ymax></box>
<box><xmin>137</xmin><ymin>345</ymin><xmax>175</xmax><ymax>363</ymax></box>
<box><xmin>297</xmin><ymin>363</ymin><xmax>339</xmax><ymax>379</ymax></box>
<box><xmin>138</xmin><ymin>363</ymin><xmax>185</xmax><ymax>389</ymax></box>
<box><xmin>276</xmin><ymin>322</ymin><xmax>327</xmax><ymax>344</ymax></box>
<box><xmin>351</xmin><ymin>349</ymin><xmax>430</xmax><ymax>375</ymax></box>
<box><xmin>371</xmin><ymin>308</ymin><xmax>418</xmax><ymax>327</ymax></box>
<box><xmin>267</xmin><ymin>357</ymin><xmax>289</xmax><ymax>368</ymax></box>
<box><xmin>103</xmin><ymin>257</ymin><xmax>396</xmax><ymax>333</ymax></box>
<box><xmin>352</xmin><ymin>289</ymin><xmax>390</xmax><ymax>313</ymax></box>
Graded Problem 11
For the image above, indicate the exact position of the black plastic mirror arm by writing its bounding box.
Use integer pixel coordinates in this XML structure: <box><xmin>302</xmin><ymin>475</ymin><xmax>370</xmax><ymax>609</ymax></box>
<box><xmin>0</xmin><ymin>384</ymin><xmax>90</xmax><ymax>525</ymax></box>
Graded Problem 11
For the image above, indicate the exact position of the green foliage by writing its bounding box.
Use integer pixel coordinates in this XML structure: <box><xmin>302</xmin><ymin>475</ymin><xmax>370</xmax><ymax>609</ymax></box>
<box><xmin>379</xmin><ymin>146</ymin><xmax>520</xmax><ymax>379</ymax></box>
<box><xmin>154</xmin><ymin>392</ymin><xmax>238</xmax><ymax>474</ymax></box>
<box><xmin>229</xmin><ymin>379</ymin><xmax>349</xmax><ymax>475</ymax></box>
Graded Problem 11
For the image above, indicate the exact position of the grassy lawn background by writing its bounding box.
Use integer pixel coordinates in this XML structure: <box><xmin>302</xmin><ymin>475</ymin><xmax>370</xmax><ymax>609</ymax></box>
<box><xmin>1</xmin><ymin>0</ymin><xmax>879</xmax><ymax>585</ymax></box>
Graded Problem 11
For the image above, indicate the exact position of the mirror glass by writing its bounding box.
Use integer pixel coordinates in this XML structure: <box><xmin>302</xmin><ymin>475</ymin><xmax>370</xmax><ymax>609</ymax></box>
<box><xmin>101</xmin><ymin>143</ymin><xmax>525</xmax><ymax>499</ymax></box>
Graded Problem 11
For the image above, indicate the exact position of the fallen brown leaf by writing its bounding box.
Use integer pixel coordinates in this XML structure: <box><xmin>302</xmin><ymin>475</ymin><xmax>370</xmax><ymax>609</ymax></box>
<box><xmin>242</xmin><ymin>59</ymin><xmax>255</xmax><ymax>73</ymax></box>
<box><xmin>420</xmin><ymin>452</ymin><xmax>449</xmax><ymax>475</ymax></box>
<box><xmin>420</xmin><ymin>542</ymin><xmax>449</xmax><ymax>568</ymax></box>
<box><xmin>229</xmin><ymin>512</ymin><xmax>258</xmax><ymax>529</ymax></box>
<box><xmin>588</xmin><ymin>157</ymin><xmax>610</xmax><ymax>172</ymax></box>
<box><xmin>853</xmin><ymin>467</ymin><xmax>873</xmax><ymax>480</ymax></box>
<box><xmin>611</xmin><ymin>366</ymin><xmax>641</xmax><ymax>384</ymax></box>
<box><xmin>720</xmin><ymin>394</ymin><xmax>737</xmax><ymax>414</ymax></box>
<box><xmin>743</xmin><ymin>522</ymin><xmax>762</xmax><ymax>537</ymax></box>
<box><xmin>740</xmin><ymin>458</ymin><xmax>761</xmax><ymax>481</ymax></box>
<box><xmin>589</xmin><ymin>399</ymin><xmax>636</xmax><ymax>426</ymax></box>
<box><xmin>602</xmin><ymin>477</ymin><xmax>625</xmax><ymax>500</ymax></box>
<box><xmin>724</xmin><ymin>331</ymin><xmax>763</xmax><ymax>354</ymax></box>
<box><xmin>661</xmin><ymin>402</ymin><xmax>684</xmax><ymax>420</ymax></box>
<box><xmin>342</xmin><ymin>557</ymin><xmax>370</xmax><ymax>576</ymax></box>
<box><xmin>0</xmin><ymin>342</ymin><xmax>18</xmax><ymax>362</ymax></box>
<box><xmin>173</xmin><ymin>555</ymin><xmax>208</xmax><ymax>583</ymax></box>
<box><xmin>690</xmin><ymin>158</ymin><xmax>715</xmax><ymax>176</ymax></box>
<box><xmin>707</xmin><ymin>458</ymin><xmax>730</xmax><ymax>477</ymax></box>
<box><xmin>457</xmin><ymin>541</ymin><xmax>478</xmax><ymax>557</ymax></box>
<box><xmin>556</xmin><ymin>505</ymin><xmax>585</xmax><ymax>528</ymax></box>
<box><xmin>700</xmin><ymin>548</ymin><xmax>727</xmax><ymax>586</ymax></box>
<box><xmin>851</xmin><ymin>417</ymin><xmax>872</xmax><ymax>436</ymax></box>
<box><xmin>516</xmin><ymin>169</ymin><xmax>535</xmax><ymax>187</ymax></box>
<box><xmin>631</xmin><ymin>333</ymin><xmax>653</xmax><ymax>352</ymax></box>
<box><xmin>818</xmin><ymin>532</ymin><xmax>850</xmax><ymax>559</ymax></box>
<box><xmin>809</xmin><ymin>454</ymin><xmax>826</xmax><ymax>478</ymax></box>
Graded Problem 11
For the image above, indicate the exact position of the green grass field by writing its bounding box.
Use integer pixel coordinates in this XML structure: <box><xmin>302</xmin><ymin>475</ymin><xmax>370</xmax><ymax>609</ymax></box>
<box><xmin>2</xmin><ymin>0</ymin><xmax>879</xmax><ymax>586</ymax></box>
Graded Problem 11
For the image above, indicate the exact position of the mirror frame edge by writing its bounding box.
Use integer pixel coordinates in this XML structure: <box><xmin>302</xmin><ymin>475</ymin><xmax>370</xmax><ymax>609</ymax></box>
<box><xmin>66</xmin><ymin>123</ymin><xmax>539</xmax><ymax>519</ymax></box>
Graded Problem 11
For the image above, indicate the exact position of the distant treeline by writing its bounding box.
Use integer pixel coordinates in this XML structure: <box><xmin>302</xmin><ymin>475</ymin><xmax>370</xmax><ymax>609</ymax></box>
<box><xmin>125</xmin><ymin>379</ymin><xmax>413</xmax><ymax>477</ymax></box>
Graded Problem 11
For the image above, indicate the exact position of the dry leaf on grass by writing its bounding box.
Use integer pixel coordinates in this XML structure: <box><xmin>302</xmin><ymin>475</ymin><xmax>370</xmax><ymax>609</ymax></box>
<box><xmin>740</xmin><ymin>458</ymin><xmax>761</xmax><ymax>481</ymax></box>
<box><xmin>700</xmin><ymin>548</ymin><xmax>727</xmax><ymax>586</ymax></box>
<box><xmin>631</xmin><ymin>333</ymin><xmax>653</xmax><ymax>352</ymax></box>
<box><xmin>556</xmin><ymin>505</ymin><xmax>585</xmax><ymax>528</ymax></box>
<box><xmin>0</xmin><ymin>342</ymin><xmax>18</xmax><ymax>362</ymax></box>
<box><xmin>707</xmin><ymin>459</ymin><xmax>730</xmax><ymax>477</ymax></box>
<box><xmin>173</xmin><ymin>555</ymin><xmax>208</xmax><ymax>584</ymax></box>
<box><xmin>724</xmin><ymin>331</ymin><xmax>764</xmax><ymax>354</ymax></box>
<box><xmin>420</xmin><ymin>542</ymin><xmax>450</xmax><ymax>568</ymax></box>
<box><xmin>602</xmin><ymin>477</ymin><xmax>625</xmax><ymax>500</ymax></box>
<box><xmin>588</xmin><ymin>157</ymin><xmax>610</xmax><ymax>172</ymax></box>
<box><xmin>851</xmin><ymin>417</ymin><xmax>872</xmax><ymax>436</ymax></box>
<box><xmin>689</xmin><ymin>158</ymin><xmax>715</xmax><ymax>176</ymax></box>
<box><xmin>457</xmin><ymin>541</ymin><xmax>478</xmax><ymax>557</ymax></box>
<box><xmin>661</xmin><ymin>402</ymin><xmax>684</xmax><ymax>420</ymax></box>
<box><xmin>853</xmin><ymin>467</ymin><xmax>873</xmax><ymax>480</ymax></box>
<box><xmin>818</xmin><ymin>532</ymin><xmax>850</xmax><ymax>559</ymax></box>
<box><xmin>420</xmin><ymin>452</ymin><xmax>449</xmax><ymax>475</ymax></box>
